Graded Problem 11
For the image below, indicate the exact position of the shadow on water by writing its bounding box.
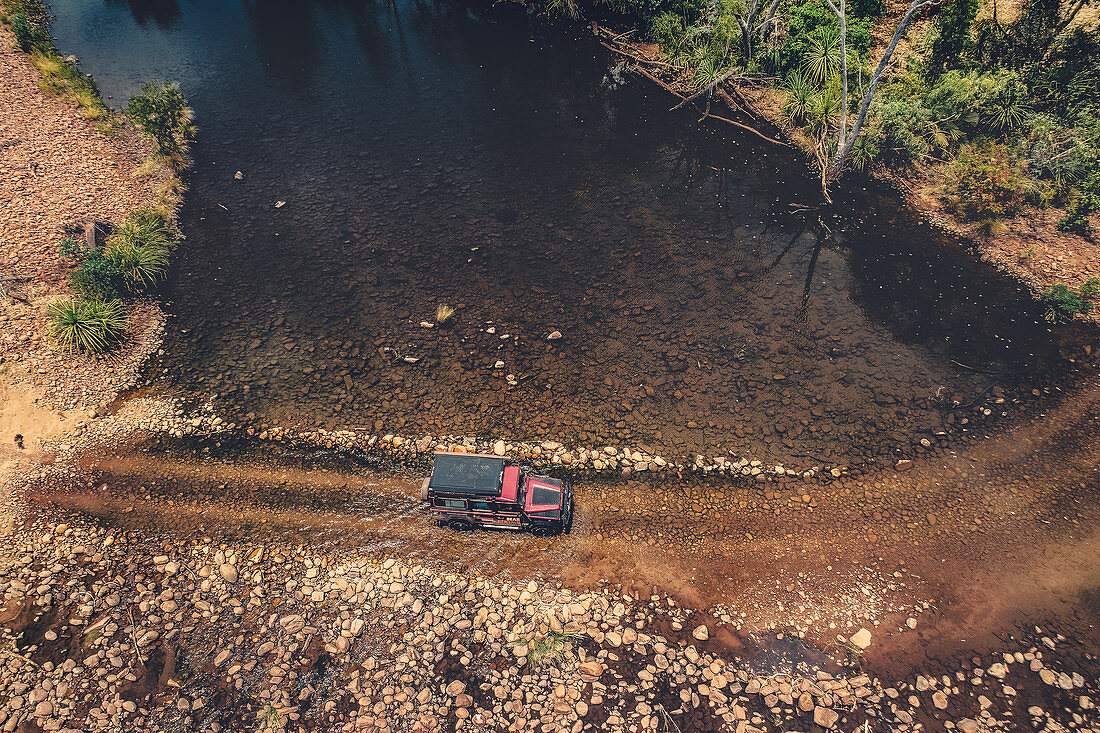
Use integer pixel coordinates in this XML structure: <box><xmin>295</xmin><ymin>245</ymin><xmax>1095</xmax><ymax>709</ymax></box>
<box><xmin>47</xmin><ymin>0</ymin><xmax>1099</xmax><ymax>470</ymax></box>
<box><xmin>105</xmin><ymin>0</ymin><xmax>180</xmax><ymax>30</ymax></box>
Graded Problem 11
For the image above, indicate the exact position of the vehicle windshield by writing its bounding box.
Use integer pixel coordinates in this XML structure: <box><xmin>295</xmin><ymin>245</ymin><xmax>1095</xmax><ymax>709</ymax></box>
<box><xmin>531</xmin><ymin>485</ymin><xmax>560</xmax><ymax>506</ymax></box>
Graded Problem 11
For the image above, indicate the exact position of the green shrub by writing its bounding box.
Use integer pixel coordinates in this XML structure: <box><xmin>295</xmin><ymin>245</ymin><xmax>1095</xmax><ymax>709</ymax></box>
<box><xmin>650</xmin><ymin>12</ymin><xmax>683</xmax><ymax>50</ymax></box>
<box><xmin>946</xmin><ymin>142</ymin><xmax>1024</xmax><ymax>222</ymax></box>
<box><xmin>60</xmin><ymin>237</ymin><xmax>122</xmax><ymax>299</ymax></box>
<box><xmin>47</xmin><ymin>298</ymin><xmax>127</xmax><ymax>352</ymax></box>
<box><xmin>877</xmin><ymin>69</ymin><xmax>1035</xmax><ymax>163</ymax></box>
<box><xmin>10</xmin><ymin>12</ymin><xmax>33</xmax><ymax>50</ymax></box>
<box><xmin>928</xmin><ymin>0</ymin><xmax>979</xmax><ymax>74</ymax></box>
<box><xmin>1043</xmin><ymin>280</ymin><xmax>1100</xmax><ymax>320</ymax></box>
<box><xmin>126</xmin><ymin>81</ymin><xmax>194</xmax><ymax>163</ymax></box>
<box><xmin>6</xmin><ymin>2</ymin><xmax>50</xmax><ymax>53</ymax></box>
<box><xmin>850</xmin><ymin>0</ymin><xmax>885</xmax><ymax>18</ymax></box>
<box><xmin>1059</xmin><ymin>170</ymin><xmax>1100</xmax><ymax>232</ymax></box>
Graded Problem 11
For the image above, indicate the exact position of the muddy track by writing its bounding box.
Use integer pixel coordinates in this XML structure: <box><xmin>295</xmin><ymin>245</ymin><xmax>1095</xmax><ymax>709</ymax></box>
<box><xmin>22</xmin><ymin>369</ymin><xmax>1100</xmax><ymax>683</ymax></box>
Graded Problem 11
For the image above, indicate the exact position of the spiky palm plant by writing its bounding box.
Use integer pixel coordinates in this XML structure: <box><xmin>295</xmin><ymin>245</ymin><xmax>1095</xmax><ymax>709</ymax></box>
<box><xmin>105</xmin><ymin>208</ymin><xmax>173</xmax><ymax>288</ymax></box>
<box><xmin>808</xmin><ymin>89</ymin><xmax>842</xmax><ymax>137</ymax></box>
<box><xmin>47</xmin><ymin>299</ymin><xmax>127</xmax><ymax>352</ymax></box>
<box><xmin>546</xmin><ymin>0</ymin><xmax>579</xmax><ymax>18</ymax></box>
<box><xmin>106</xmin><ymin>240</ymin><xmax>169</xmax><ymax>287</ymax></box>
<box><xmin>108</xmin><ymin>208</ymin><xmax>172</xmax><ymax>252</ymax></box>
<box><xmin>693</xmin><ymin>55</ymin><xmax>725</xmax><ymax>90</ymax></box>
<box><xmin>782</xmin><ymin>70</ymin><xmax>815</xmax><ymax>126</ymax></box>
<box><xmin>802</xmin><ymin>30</ymin><xmax>841</xmax><ymax>85</ymax></box>
<box><xmin>984</xmin><ymin>90</ymin><xmax>1031</xmax><ymax>132</ymax></box>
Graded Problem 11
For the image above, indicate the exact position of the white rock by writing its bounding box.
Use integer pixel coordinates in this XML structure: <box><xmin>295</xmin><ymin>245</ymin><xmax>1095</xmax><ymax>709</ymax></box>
<box><xmin>850</xmin><ymin>628</ymin><xmax>872</xmax><ymax>649</ymax></box>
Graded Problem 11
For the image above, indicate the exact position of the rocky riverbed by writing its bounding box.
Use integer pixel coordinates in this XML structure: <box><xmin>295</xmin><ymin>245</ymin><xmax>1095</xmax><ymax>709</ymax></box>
<box><xmin>1</xmin><ymin>515</ymin><xmax>1097</xmax><ymax>733</ymax></box>
<box><xmin>0</xmin><ymin>378</ymin><xmax>1096</xmax><ymax>731</ymax></box>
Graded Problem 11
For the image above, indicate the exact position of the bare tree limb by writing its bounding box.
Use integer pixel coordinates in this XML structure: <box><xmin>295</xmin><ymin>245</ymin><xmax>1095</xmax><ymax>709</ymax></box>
<box><xmin>670</xmin><ymin>67</ymin><xmax>741</xmax><ymax>109</ymax></box>
<box><xmin>755</xmin><ymin>0</ymin><xmax>783</xmax><ymax>35</ymax></box>
<box><xmin>630</xmin><ymin>67</ymin><xmax>789</xmax><ymax>146</ymax></box>
<box><xmin>823</xmin><ymin>0</ymin><xmax>849</xmax><ymax>153</ymax></box>
<box><xmin>1052</xmin><ymin>0</ymin><xmax>1090</xmax><ymax>36</ymax></box>
<box><xmin>829</xmin><ymin>0</ymin><xmax>939</xmax><ymax>181</ymax></box>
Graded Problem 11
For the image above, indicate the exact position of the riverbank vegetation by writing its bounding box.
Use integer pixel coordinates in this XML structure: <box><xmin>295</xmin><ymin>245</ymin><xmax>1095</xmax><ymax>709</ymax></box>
<box><xmin>2</xmin><ymin>0</ymin><xmax>193</xmax><ymax>352</ymax></box>
<box><xmin>552</xmin><ymin>0</ymin><xmax>1100</xmax><ymax>248</ymax></box>
<box><xmin>53</xmin><ymin>205</ymin><xmax>182</xmax><ymax>352</ymax></box>
<box><xmin>0</xmin><ymin>0</ymin><xmax>109</xmax><ymax>125</ymax></box>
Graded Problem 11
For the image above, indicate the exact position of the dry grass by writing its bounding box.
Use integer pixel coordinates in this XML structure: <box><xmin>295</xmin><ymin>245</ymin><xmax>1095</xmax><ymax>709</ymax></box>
<box><xmin>435</xmin><ymin>303</ymin><xmax>456</xmax><ymax>325</ymax></box>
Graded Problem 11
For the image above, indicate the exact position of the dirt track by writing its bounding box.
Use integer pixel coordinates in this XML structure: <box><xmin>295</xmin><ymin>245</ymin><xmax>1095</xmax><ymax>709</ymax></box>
<box><xmin>22</xmin><ymin>363</ymin><xmax>1100</xmax><ymax>683</ymax></box>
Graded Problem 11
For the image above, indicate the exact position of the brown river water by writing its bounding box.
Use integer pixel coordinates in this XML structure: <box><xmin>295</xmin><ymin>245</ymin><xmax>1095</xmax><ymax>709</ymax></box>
<box><xmin>49</xmin><ymin>0</ymin><xmax>1098</xmax><ymax>471</ymax></box>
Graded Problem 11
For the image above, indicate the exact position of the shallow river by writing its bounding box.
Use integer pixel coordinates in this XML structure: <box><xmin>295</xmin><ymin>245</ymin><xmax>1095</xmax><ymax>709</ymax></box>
<box><xmin>50</xmin><ymin>0</ymin><xmax>1081</xmax><ymax>467</ymax></box>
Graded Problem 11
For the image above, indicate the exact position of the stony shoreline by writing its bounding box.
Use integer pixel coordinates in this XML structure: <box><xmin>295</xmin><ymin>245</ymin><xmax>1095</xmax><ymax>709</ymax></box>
<box><xmin>0</xmin><ymin>22</ymin><xmax>178</xmax><ymax>439</ymax></box>
<box><xmin>0</xmin><ymin>515</ymin><xmax>1095</xmax><ymax>733</ymax></box>
<box><xmin>115</xmin><ymin>376</ymin><xmax>1046</xmax><ymax>483</ymax></box>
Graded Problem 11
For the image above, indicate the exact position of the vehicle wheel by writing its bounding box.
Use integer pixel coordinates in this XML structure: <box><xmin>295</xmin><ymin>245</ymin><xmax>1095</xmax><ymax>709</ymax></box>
<box><xmin>448</xmin><ymin>519</ymin><xmax>475</xmax><ymax>532</ymax></box>
<box><xmin>531</xmin><ymin>525</ymin><xmax>556</xmax><ymax>538</ymax></box>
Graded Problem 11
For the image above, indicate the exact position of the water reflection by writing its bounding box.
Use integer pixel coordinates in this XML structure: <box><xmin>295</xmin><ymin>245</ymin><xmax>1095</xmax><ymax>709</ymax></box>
<box><xmin>107</xmin><ymin>0</ymin><xmax>181</xmax><ymax>29</ymax></box>
<box><xmin>44</xmin><ymin>0</ymin><xmax>1090</xmax><ymax>467</ymax></box>
<box><xmin>242</xmin><ymin>0</ymin><xmax>324</xmax><ymax>83</ymax></box>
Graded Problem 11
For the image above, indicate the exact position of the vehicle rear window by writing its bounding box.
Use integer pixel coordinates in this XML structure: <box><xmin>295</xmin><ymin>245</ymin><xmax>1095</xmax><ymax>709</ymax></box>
<box><xmin>531</xmin><ymin>486</ymin><xmax>560</xmax><ymax>506</ymax></box>
<box><xmin>435</xmin><ymin>498</ymin><xmax>466</xmax><ymax>509</ymax></box>
<box><xmin>469</xmin><ymin>501</ymin><xmax>491</xmax><ymax>512</ymax></box>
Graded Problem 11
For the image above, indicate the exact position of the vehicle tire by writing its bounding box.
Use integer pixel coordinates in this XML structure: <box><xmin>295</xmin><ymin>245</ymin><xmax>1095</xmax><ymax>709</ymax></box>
<box><xmin>419</xmin><ymin>477</ymin><xmax>430</xmax><ymax>502</ymax></box>
<box><xmin>531</xmin><ymin>525</ymin><xmax>556</xmax><ymax>538</ymax></box>
<box><xmin>448</xmin><ymin>519</ymin><xmax>475</xmax><ymax>532</ymax></box>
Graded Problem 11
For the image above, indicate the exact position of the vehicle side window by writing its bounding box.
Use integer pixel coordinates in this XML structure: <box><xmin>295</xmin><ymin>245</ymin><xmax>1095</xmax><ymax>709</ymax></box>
<box><xmin>469</xmin><ymin>501</ymin><xmax>491</xmax><ymax>512</ymax></box>
<box><xmin>435</xmin><ymin>498</ymin><xmax>466</xmax><ymax>509</ymax></box>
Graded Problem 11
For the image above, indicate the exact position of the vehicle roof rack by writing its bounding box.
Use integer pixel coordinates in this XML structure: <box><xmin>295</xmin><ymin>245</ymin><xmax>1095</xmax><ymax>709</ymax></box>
<box><xmin>428</xmin><ymin>453</ymin><xmax>507</xmax><ymax>495</ymax></box>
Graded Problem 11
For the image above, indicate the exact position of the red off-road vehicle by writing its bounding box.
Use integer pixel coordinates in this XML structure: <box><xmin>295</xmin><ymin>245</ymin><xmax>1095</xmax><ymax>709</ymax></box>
<box><xmin>423</xmin><ymin>453</ymin><xmax>573</xmax><ymax>536</ymax></box>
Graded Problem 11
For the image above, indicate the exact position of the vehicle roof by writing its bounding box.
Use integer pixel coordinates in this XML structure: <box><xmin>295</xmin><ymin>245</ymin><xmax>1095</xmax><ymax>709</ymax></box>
<box><xmin>428</xmin><ymin>453</ymin><xmax>506</xmax><ymax>495</ymax></box>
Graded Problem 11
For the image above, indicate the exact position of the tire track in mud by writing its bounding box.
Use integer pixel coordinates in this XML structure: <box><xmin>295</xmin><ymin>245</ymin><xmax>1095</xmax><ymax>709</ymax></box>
<box><xmin>14</xmin><ymin>370</ymin><xmax>1100</xmax><ymax>681</ymax></box>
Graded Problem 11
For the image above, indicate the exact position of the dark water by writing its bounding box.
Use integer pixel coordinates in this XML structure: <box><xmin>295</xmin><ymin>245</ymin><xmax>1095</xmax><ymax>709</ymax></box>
<box><xmin>50</xmin><ymin>0</ymin><xmax>1082</xmax><ymax>467</ymax></box>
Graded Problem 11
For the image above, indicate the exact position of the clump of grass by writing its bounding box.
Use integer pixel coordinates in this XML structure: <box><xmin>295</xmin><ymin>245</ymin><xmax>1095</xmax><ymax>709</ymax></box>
<box><xmin>104</xmin><ymin>208</ymin><xmax>173</xmax><ymax>287</ymax></box>
<box><xmin>435</xmin><ymin>303</ymin><xmax>456</xmax><ymax>326</ymax></box>
<box><xmin>256</xmin><ymin>703</ymin><xmax>284</xmax><ymax>731</ymax></box>
<box><xmin>10</xmin><ymin>11</ymin><xmax>37</xmax><ymax>50</ymax></box>
<box><xmin>47</xmin><ymin>298</ymin><xmax>127</xmax><ymax>352</ymax></box>
<box><xmin>839</xmin><ymin>640</ymin><xmax>864</xmax><ymax>668</ymax></box>
<box><xmin>134</xmin><ymin>155</ymin><xmax>159</xmax><ymax>177</ymax></box>
<box><xmin>153</xmin><ymin>175</ymin><xmax>188</xmax><ymax>219</ymax></box>
<box><xmin>3</xmin><ymin>0</ymin><xmax>112</xmax><ymax>120</ymax></box>
<box><xmin>83</xmin><ymin>625</ymin><xmax>103</xmax><ymax>646</ymax></box>
<box><xmin>107</xmin><ymin>240</ymin><xmax>169</xmax><ymax>288</ymax></box>
<box><xmin>525</xmin><ymin>630</ymin><xmax>576</xmax><ymax>668</ymax></box>
<box><xmin>545</xmin><ymin>0</ymin><xmax>579</xmax><ymax>18</ymax></box>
